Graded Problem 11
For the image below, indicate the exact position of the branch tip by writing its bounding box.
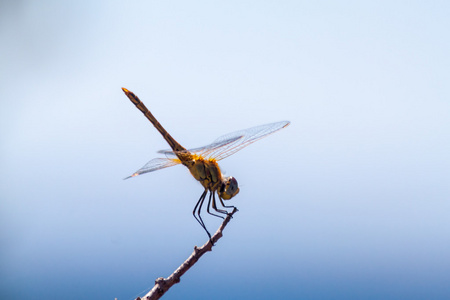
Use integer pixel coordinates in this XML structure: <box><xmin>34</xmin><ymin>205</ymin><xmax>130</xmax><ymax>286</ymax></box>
<box><xmin>140</xmin><ymin>208</ymin><xmax>238</xmax><ymax>299</ymax></box>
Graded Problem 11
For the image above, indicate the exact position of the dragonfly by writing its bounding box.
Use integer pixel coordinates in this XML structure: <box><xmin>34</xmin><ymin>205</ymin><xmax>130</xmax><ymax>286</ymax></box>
<box><xmin>122</xmin><ymin>88</ymin><xmax>290</xmax><ymax>239</ymax></box>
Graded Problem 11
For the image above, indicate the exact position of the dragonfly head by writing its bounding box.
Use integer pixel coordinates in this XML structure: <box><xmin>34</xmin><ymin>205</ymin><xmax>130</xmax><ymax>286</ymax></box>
<box><xmin>218</xmin><ymin>176</ymin><xmax>240</xmax><ymax>200</ymax></box>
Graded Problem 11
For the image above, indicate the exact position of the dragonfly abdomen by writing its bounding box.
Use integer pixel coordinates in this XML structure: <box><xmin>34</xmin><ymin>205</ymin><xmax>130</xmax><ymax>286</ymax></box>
<box><xmin>122</xmin><ymin>88</ymin><xmax>186</xmax><ymax>153</ymax></box>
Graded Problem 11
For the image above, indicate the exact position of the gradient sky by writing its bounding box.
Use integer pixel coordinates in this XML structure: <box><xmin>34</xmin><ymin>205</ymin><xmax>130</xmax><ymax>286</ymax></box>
<box><xmin>1</xmin><ymin>1</ymin><xmax>449</xmax><ymax>299</ymax></box>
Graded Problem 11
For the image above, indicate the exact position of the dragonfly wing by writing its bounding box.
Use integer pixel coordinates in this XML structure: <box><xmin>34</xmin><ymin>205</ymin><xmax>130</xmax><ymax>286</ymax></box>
<box><xmin>157</xmin><ymin>149</ymin><xmax>178</xmax><ymax>158</ymax></box>
<box><xmin>157</xmin><ymin>135</ymin><xmax>243</xmax><ymax>158</ymax></box>
<box><xmin>158</xmin><ymin>121</ymin><xmax>290</xmax><ymax>161</ymax></box>
<box><xmin>124</xmin><ymin>157</ymin><xmax>181</xmax><ymax>179</ymax></box>
<box><xmin>207</xmin><ymin>121</ymin><xmax>290</xmax><ymax>160</ymax></box>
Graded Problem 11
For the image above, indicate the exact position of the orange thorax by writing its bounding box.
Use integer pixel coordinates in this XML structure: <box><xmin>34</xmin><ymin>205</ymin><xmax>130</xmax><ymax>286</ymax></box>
<box><xmin>185</xmin><ymin>154</ymin><xmax>223</xmax><ymax>191</ymax></box>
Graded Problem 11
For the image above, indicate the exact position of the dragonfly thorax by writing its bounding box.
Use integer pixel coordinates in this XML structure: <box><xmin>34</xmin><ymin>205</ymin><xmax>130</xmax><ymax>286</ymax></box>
<box><xmin>218</xmin><ymin>176</ymin><xmax>240</xmax><ymax>200</ymax></box>
<box><xmin>187</xmin><ymin>157</ymin><xmax>239</xmax><ymax>199</ymax></box>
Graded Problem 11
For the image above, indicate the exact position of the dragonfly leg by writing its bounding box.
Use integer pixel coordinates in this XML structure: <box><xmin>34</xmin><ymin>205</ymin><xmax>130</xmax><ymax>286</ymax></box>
<box><xmin>192</xmin><ymin>190</ymin><xmax>211</xmax><ymax>240</ymax></box>
<box><xmin>206</xmin><ymin>192</ymin><xmax>225</xmax><ymax>219</ymax></box>
<box><xmin>218</xmin><ymin>196</ymin><xmax>237</xmax><ymax>217</ymax></box>
<box><xmin>211</xmin><ymin>192</ymin><xmax>230</xmax><ymax>216</ymax></box>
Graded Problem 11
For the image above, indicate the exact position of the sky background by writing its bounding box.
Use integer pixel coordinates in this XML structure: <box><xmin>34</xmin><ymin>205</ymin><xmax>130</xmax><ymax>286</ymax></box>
<box><xmin>1</xmin><ymin>1</ymin><xmax>449</xmax><ymax>299</ymax></box>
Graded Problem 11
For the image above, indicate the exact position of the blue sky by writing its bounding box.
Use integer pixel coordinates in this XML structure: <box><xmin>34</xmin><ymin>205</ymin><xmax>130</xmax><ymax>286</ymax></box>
<box><xmin>1</xmin><ymin>1</ymin><xmax>449</xmax><ymax>299</ymax></box>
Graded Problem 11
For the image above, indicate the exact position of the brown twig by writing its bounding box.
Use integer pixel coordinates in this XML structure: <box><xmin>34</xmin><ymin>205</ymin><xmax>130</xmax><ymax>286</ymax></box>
<box><xmin>136</xmin><ymin>207</ymin><xmax>238</xmax><ymax>300</ymax></box>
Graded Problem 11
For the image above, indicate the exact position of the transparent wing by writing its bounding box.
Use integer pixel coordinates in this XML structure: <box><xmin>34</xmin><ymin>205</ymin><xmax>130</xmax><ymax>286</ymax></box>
<box><xmin>124</xmin><ymin>158</ymin><xmax>181</xmax><ymax>179</ymax></box>
<box><xmin>158</xmin><ymin>121</ymin><xmax>290</xmax><ymax>161</ymax></box>
<box><xmin>157</xmin><ymin>135</ymin><xmax>243</xmax><ymax>158</ymax></box>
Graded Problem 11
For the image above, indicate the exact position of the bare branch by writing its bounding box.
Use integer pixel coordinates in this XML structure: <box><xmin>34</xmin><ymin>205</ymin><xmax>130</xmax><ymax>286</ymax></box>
<box><xmin>136</xmin><ymin>207</ymin><xmax>238</xmax><ymax>300</ymax></box>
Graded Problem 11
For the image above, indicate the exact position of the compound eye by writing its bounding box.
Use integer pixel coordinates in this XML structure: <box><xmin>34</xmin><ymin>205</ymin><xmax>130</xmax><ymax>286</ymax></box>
<box><xmin>227</xmin><ymin>177</ymin><xmax>238</xmax><ymax>195</ymax></box>
<box><xmin>219</xmin><ymin>176</ymin><xmax>239</xmax><ymax>200</ymax></box>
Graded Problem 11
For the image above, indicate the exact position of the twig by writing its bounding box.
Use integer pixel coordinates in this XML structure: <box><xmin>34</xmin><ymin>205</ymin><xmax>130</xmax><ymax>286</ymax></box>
<box><xmin>136</xmin><ymin>207</ymin><xmax>238</xmax><ymax>300</ymax></box>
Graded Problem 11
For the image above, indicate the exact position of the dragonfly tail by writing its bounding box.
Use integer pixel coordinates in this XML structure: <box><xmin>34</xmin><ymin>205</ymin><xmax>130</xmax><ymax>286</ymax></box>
<box><xmin>122</xmin><ymin>88</ymin><xmax>187</xmax><ymax>153</ymax></box>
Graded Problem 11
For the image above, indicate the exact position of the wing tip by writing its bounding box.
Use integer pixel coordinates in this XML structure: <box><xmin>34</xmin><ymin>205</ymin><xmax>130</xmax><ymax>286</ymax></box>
<box><xmin>282</xmin><ymin>120</ymin><xmax>291</xmax><ymax>128</ymax></box>
<box><xmin>123</xmin><ymin>173</ymin><xmax>138</xmax><ymax>180</ymax></box>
